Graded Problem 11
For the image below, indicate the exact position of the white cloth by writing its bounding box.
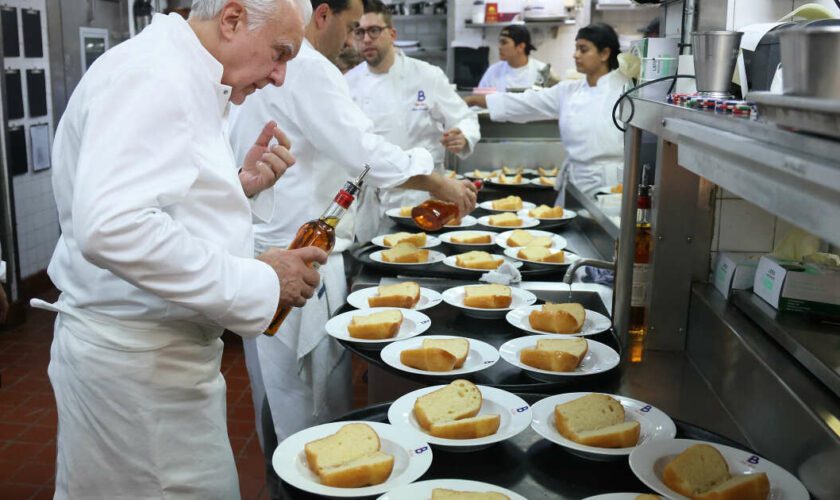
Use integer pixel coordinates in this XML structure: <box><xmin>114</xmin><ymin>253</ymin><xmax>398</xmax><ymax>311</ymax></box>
<box><xmin>487</xmin><ymin>70</ymin><xmax>630</xmax><ymax>203</ymax></box>
<box><xmin>43</xmin><ymin>13</ymin><xmax>280</xmax><ymax>498</ymax></box>
<box><xmin>478</xmin><ymin>57</ymin><xmax>548</xmax><ymax>91</ymax></box>
<box><xmin>345</xmin><ymin>50</ymin><xmax>481</xmax><ymax>242</ymax></box>
<box><xmin>228</xmin><ymin>39</ymin><xmax>433</xmax><ymax>443</ymax></box>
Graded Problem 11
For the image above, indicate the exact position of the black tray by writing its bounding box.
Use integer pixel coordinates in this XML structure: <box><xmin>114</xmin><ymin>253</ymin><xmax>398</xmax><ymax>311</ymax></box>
<box><xmin>350</xmin><ymin>244</ymin><xmax>572</xmax><ymax>280</ymax></box>
<box><xmin>277</xmin><ymin>393</ymin><xmax>752</xmax><ymax>499</ymax></box>
<box><xmin>337</xmin><ymin>289</ymin><xmax>622</xmax><ymax>392</ymax></box>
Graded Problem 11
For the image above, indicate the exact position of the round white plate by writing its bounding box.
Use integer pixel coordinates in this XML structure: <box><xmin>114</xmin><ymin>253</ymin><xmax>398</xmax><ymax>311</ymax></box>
<box><xmin>388</xmin><ymin>385</ymin><xmax>532</xmax><ymax>452</ymax></box>
<box><xmin>442</xmin><ymin>215</ymin><xmax>478</xmax><ymax>229</ymax></box>
<box><xmin>441</xmin><ymin>284</ymin><xmax>537</xmax><ymax>319</ymax></box>
<box><xmin>325</xmin><ymin>308</ymin><xmax>432</xmax><ymax>349</ymax></box>
<box><xmin>438</xmin><ymin>230</ymin><xmax>498</xmax><ymax>251</ymax></box>
<box><xmin>272</xmin><ymin>421</ymin><xmax>432</xmax><ymax>498</ymax></box>
<box><xmin>530</xmin><ymin>177</ymin><xmax>557</xmax><ymax>188</ymax></box>
<box><xmin>506</xmin><ymin>305</ymin><xmax>612</xmax><ymax>336</ymax></box>
<box><xmin>498</xmin><ymin>336</ymin><xmax>620</xmax><ymax>382</ymax></box>
<box><xmin>476</xmin><ymin>215</ymin><xmax>540</xmax><ymax>230</ymax></box>
<box><xmin>371</xmin><ymin>234</ymin><xmax>441</xmax><ymax>249</ymax></box>
<box><xmin>488</xmin><ymin>177</ymin><xmax>528</xmax><ymax>186</ymax></box>
<box><xmin>442</xmin><ymin>254</ymin><xmax>523</xmax><ymax>273</ymax></box>
<box><xmin>494</xmin><ymin>229</ymin><xmax>567</xmax><ymax>250</ymax></box>
<box><xmin>379</xmin><ymin>335</ymin><xmax>499</xmax><ymax>377</ymax></box>
<box><xmin>582</xmin><ymin>494</ymin><xmax>653</xmax><ymax>500</ymax></box>
<box><xmin>464</xmin><ymin>170</ymin><xmax>501</xmax><ymax>180</ymax></box>
<box><xmin>478</xmin><ymin>200</ymin><xmax>537</xmax><ymax>212</ymax></box>
<box><xmin>378</xmin><ymin>479</ymin><xmax>526</xmax><ymax>500</ymax></box>
<box><xmin>370</xmin><ymin>249</ymin><xmax>446</xmax><ymax>266</ymax></box>
<box><xmin>629</xmin><ymin>438</ymin><xmax>809</xmax><ymax>500</ymax></box>
<box><xmin>385</xmin><ymin>207</ymin><xmax>412</xmax><ymax>220</ymax></box>
<box><xmin>517</xmin><ymin>208</ymin><xmax>577</xmax><ymax>222</ymax></box>
<box><xmin>503</xmin><ymin>247</ymin><xmax>582</xmax><ymax>268</ymax></box>
<box><xmin>531</xmin><ymin>393</ymin><xmax>677</xmax><ymax>461</ymax></box>
<box><xmin>346</xmin><ymin>286</ymin><xmax>443</xmax><ymax>311</ymax></box>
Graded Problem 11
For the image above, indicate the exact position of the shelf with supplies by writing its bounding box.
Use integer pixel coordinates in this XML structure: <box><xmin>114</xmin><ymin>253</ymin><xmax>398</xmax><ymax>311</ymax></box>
<box><xmin>392</xmin><ymin>14</ymin><xmax>446</xmax><ymax>21</ymax></box>
<box><xmin>464</xmin><ymin>19</ymin><xmax>576</xmax><ymax>28</ymax></box>
<box><xmin>595</xmin><ymin>2</ymin><xmax>660</xmax><ymax>11</ymax></box>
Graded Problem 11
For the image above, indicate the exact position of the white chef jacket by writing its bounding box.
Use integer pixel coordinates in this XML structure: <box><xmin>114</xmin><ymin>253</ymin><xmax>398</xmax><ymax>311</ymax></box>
<box><xmin>48</xmin><ymin>14</ymin><xmax>279</xmax><ymax>337</ymax></box>
<box><xmin>345</xmin><ymin>50</ymin><xmax>481</xmax><ymax>241</ymax></box>
<box><xmin>42</xmin><ymin>13</ymin><xmax>279</xmax><ymax>499</ymax></box>
<box><xmin>487</xmin><ymin>69</ymin><xmax>630</xmax><ymax>198</ymax></box>
<box><xmin>478</xmin><ymin>57</ymin><xmax>549</xmax><ymax>91</ymax></box>
<box><xmin>228</xmin><ymin>39</ymin><xmax>435</xmax><ymax>445</ymax></box>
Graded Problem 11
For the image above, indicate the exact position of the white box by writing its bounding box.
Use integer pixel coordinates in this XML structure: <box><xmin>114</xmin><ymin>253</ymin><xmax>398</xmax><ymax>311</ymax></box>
<box><xmin>630</xmin><ymin>37</ymin><xmax>679</xmax><ymax>59</ymax></box>
<box><xmin>712</xmin><ymin>252</ymin><xmax>764</xmax><ymax>299</ymax></box>
<box><xmin>753</xmin><ymin>255</ymin><xmax>840</xmax><ymax>317</ymax></box>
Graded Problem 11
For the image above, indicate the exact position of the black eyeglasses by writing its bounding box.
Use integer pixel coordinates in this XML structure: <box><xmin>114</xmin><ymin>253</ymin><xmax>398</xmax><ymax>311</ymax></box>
<box><xmin>353</xmin><ymin>25</ymin><xmax>389</xmax><ymax>41</ymax></box>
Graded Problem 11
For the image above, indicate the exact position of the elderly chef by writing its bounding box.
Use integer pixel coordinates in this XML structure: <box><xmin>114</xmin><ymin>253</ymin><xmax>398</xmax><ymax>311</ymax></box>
<box><xmin>33</xmin><ymin>1</ymin><xmax>323</xmax><ymax>498</ymax></box>
<box><xmin>228</xmin><ymin>0</ymin><xmax>477</xmax><ymax>494</ymax></box>
<box><xmin>466</xmin><ymin>22</ymin><xmax>630</xmax><ymax>204</ymax></box>
<box><xmin>345</xmin><ymin>0</ymin><xmax>481</xmax><ymax>242</ymax></box>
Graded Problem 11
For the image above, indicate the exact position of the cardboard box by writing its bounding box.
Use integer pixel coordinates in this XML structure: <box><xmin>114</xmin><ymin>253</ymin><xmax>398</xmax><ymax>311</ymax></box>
<box><xmin>713</xmin><ymin>252</ymin><xmax>764</xmax><ymax>299</ymax></box>
<box><xmin>631</xmin><ymin>37</ymin><xmax>679</xmax><ymax>60</ymax></box>
<box><xmin>753</xmin><ymin>255</ymin><xmax>840</xmax><ymax>317</ymax></box>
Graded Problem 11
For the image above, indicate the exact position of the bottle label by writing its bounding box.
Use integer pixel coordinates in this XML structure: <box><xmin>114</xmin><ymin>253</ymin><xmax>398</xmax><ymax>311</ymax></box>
<box><xmin>631</xmin><ymin>263</ymin><xmax>649</xmax><ymax>307</ymax></box>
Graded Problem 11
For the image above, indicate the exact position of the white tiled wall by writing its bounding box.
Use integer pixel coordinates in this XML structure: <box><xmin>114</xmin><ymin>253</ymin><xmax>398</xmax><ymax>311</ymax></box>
<box><xmin>13</xmin><ymin>172</ymin><xmax>58</xmax><ymax>278</ymax></box>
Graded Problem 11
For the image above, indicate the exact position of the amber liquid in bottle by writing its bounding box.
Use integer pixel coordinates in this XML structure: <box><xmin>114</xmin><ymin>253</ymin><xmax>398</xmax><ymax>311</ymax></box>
<box><xmin>410</xmin><ymin>179</ymin><xmax>483</xmax><ymax>231</ymax></box>
<box><xmin>263</xmin><ymin>167</ymin><xmax>369</xmax><ymax>336</ymax></box>
<box><xmin>628</xmin><ymin>185</ymin><xmax>652</xmax><ymax>339</ymax></box>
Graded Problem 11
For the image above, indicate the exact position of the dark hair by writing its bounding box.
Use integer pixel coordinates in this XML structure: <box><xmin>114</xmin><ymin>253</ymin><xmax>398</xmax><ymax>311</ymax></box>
<box><xmin>363</xmin><ymin>0</ymin><xmax>392</xmax><ymax>26</ymax></box>
<box><xmin>576</xmin><ymin>22</ymin><xmax>621</xmax><ymax>70</ymax></box>
<box><xmin>311</xmin><ymin>0</ymin><xmax>355</xmax><ymax>14</ymax></box>
<box><xmin>500</xmin><ymin>25</ymin><xmax>536</xmax><ymax>56</ymax></box>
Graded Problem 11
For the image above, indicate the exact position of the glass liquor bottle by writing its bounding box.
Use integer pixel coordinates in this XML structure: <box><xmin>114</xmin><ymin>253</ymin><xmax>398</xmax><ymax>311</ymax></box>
<box><xmin>628</xmin><ymin>177</ymin><xmax>653</xmax><ymax>339</ymax></box>
<box><xmin>263</xmin><ymin>166</ymin><xmax>370</xmax><ymax>336</ymax></box>
<box><xmin>411</xmin><ymin>179</ymin><xmax>483</xmax><ymax>231</ymax></box>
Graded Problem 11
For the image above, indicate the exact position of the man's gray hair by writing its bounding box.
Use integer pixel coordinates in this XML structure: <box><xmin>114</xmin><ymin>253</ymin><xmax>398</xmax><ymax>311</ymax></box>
<box><xmin>190</xmin><ymin>0</ymin><xmax>312</xmax><ymax>29</ymax></box>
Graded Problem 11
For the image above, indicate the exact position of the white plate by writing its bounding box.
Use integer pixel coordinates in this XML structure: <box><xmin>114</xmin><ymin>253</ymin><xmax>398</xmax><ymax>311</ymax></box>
<box><xmin>506</xmin><ymin>305</ymin><xmax>612</xmax><ymax>336</ymax></box>
<box><xmin>438</xmin><ymin>230</ymin><xmax>498</xmax><ymax>251</ymax></box>
<box><xmin>379</xmin><ymin>335</ymin><xmax>499</xmax><ymax>377</ymax></box>
<box><xmin>325</xmin><ymin>308</ymin><xmax>432</xmax><ymax>349</ymax></box>
<box><xmin>488</xmin><ymin>177</ymin><xmax>528</xmax><ymax>186</ymax></box>
<box><xmin>442</xmin><ymin>214</ymin><xmax>478</xmax><ymax>229</ymax></box>
<box><xmin>272</xmin><ymin>421</ymin><xmax>432</xmax><ymax>498</ymax></box>
<box><xmin>494</xmin><ymin>229</ymin><xmax>567</xmax><ymax>250</ymax></box>
<box><xmin>629</xmin><ymin>438</ymin><xmax>809</xmax><ymax>500</ymax></box>
<box><xmin>378</xmin><ymin>479</ymin><xmax>527</xmax><ymax>500</ymax></box>
<box><xmin>476</xmin><ymin>215</ymin><xmax>540</xmax><ymax>230</ymax></box>
<box><xmin>503</xmin><ymin>247</ymin><xmax>582</xmax><ymax>267</ymax></box>
<box><xmin>371</xmin><ymin>234</ymin><xmax>441</xmax><ymax>249</ymax></box>
<box><xmin>498</xmin><ymin>336</ymin><xmax>620</xmax><ymax>382</ymax></box>
<box><xmin>529</xmin><ymin>177</ymin><xmax>557</xmax><ymax>188</ymax></box>
<box><xmin>478</xmin><ymin>200</ymin><xmax>537</xmax><ymax>212</ymax></box>
<box><xmin>370</xmin><ymin>249</ymin><xmax>446</xmax><ymax>266</ymax></box>
<box><xmin>531</xmin><ymin>393</ymin><xmax>677</xmax><ymax>461</ymax></box>
<box><xmin>346</xmin><ymin>286</ymin><xmax>443</xmax><ymax>311</ymax></box>
<box><xmin>464</xmin><ymin>170</ymin><xmax>501</xmax><ymax>179</ymax></box>
<box><xmin>385</xmin><ymin>207</ymin><xmax>412</xmax><ymax>220</ymax></box>
<box><xmin>582</xmin><ymin>494</ymin><xmax>653</xmax><ymax>500</ymax></box>
<box><xmin>387</xmin><ymin>385</ymin><xmax>532</xmax><ymax>452</ymax></box>
<box><xmin>517</xmin><ymin>208</ymin><xmax>577</xmax><ymax>222</ymax></box>
<box><xmin>441</xmin><ymin>284</ymin><xmax>537</xmax><ymax>319</ymax></box>
<box><xmin>442</xmin><ymin>254</ymin><xmax>523</xmax><ymax>273</ymax></box>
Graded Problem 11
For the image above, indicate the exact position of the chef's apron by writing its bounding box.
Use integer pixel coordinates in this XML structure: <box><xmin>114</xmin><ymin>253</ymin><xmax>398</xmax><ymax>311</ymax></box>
<box><xmin>32</xmin><ymin>297</ymin><xmax>238</xmax><ymax>500</ymax></box>
<box><xmin>554</xmin><ymin>159</ymin><xmax>623</xmax><ymax>206</ymax></box>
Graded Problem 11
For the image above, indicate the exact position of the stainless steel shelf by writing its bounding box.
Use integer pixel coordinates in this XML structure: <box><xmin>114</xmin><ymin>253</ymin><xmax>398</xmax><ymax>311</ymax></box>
<box><xmin>624</xmin><ymin>97</ymin><xmax>840</xmax><ymax>246</ymax></box>
<box><xmin>464</xmin><ymin>20</ymin><xmax>576</xmax><ymax>28</ymax></box>
<box><xmin>596</xmin><ymin>3</ymin><xmax>659</xmax><ymax>11</ymax></box>
<box><xmin>392</xmin><ymin>14</ymin><xmax>446</xmax><ymax>21</ymax></box>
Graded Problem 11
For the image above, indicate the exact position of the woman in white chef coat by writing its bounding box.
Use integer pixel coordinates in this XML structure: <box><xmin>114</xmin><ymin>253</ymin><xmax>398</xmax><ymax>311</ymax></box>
<box><xmin>466</xmin><ymin>23</ymin><xmax>629</xmax><ymax>204</ymax></box>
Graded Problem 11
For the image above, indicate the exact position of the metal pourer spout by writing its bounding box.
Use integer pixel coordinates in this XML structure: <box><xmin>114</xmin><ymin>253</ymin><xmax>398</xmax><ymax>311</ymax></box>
<box><xmin>354</xmin><ymin>164</ymin><xmax>371</xmax><ymax>189</ymax></box>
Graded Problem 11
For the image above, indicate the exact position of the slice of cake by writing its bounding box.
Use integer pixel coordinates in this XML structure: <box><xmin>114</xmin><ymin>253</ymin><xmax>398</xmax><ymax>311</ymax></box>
<box><xmin>382</xmin><ymin>232</ymin><xmax>426</xmax><ymax>247</ymax></box>
<box><xmin>554</xmin><ymin>394</ymin><xmax>640</xmax><ymax>448</ymax></box>
<box><xmin>367</xmin><ymin>281</ymin><xmax>421</xmax><ymax>308</ymax></box>
<box><xmin>450</xmin><ymin>232</ymin><xmax>492</xmax><ymax>244</ymax></box>
<box><xmin>529</xmin><ymin>303</ymin><xmax>585</xmax><ymax>334</ymax></box>
<box><xmin>517</xmin><ymin>246</ymin><xmax>565</xmax><ymax>263</ymax></box>
<box><xmin>462</xmin><ymin>284</ymin><xmax>512</xmax><ymax>309</ymax></box>
<box><xmin>455</xmin><ymin>251</ymin><xmax>503</xmax><ymax>270</ymax></box>
<box><xmin>519</xmin><ymin>337</ymin><xmax>588</xmax><ymax>372</ymax></box>
<box><xmin>380</xmin><ymin>242</ymin><xmax>428</xmax><ymax>263</ymax></box>
<box><xmin>398</xmin><ymin>206</ymin><xmax>414</xmax><ymax>217</ymax></box>
<box><xmin>506</xmin><ymin>229</ymin><xmax>534</xmax><ymax>247</ymax></box>
<box><xmin>422</xmin><ymin>338</ymin><xmax>470</xmax><ymax>368</ymax></box>
<box><xmin>304</xmin><ymin>423</ymin><xmax>395</xmax><ymax>488</ymax></box>
<box><xmin>538</xmin><ymin>166</ymin><xmax>559</xmax><ymax>176</ymax></box>
<box><xmin>488</xmin><ymin>213</ymin><xmax>522</xmax><ymax>227</ymax></box>
<box><xmin>529</xmin><ymin>205</ymin><xmax>564</xmax><ymax>218</ymax></box>
<box><xmin>413</xmin><ymin>379</ymin><xmax>482</xmax><ymax>430</ymax></box>
<box><xmin>347</xmin><ymin>310</ymin><xmax>403</xmax><ymax>340</ymax></box>
<box><xmin>491</xmin><ymin>195</ymin><xmax>523</xmax><ymax>211</ymax></box>
<box><xmin>400</xmin><ymin>347</ymin><xmax>457</xmax><ymax>372</ymax></box>
<box><xmin>539</xmin><ymin>176</ymin><xmax>554</xmax><ymax>186</ymax></box>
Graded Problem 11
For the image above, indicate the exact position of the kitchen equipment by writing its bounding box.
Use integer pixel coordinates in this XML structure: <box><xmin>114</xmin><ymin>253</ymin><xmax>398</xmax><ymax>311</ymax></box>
<box><xmin>523</xmin><ymin>0</ymin><xmax>566</xmax><ymax>21</ymax></box>
<box><xmin>779</xmin><ymin>25</ymin><xmax>840</xmax><ymax>99</ymax></box>
<box><xmin>691</xmin><ymin>31</ymin><xmax>743</xmax><ymax>99</ymax></box>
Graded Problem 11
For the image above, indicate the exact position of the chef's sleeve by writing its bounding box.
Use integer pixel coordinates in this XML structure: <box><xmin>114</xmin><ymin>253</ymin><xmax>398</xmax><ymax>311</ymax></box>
<box><xmin>72</xmin><ymin>71</ymin><xmax>279</xmax><ymax>337</ymax></box>
<box><xmin>430</xmin><ymin>68</ymin><xmax>481</xmax><ymax>159</ymax></box>
<box><xmin>486</xmin><ymin>82</ymin><xmax>566</xmax><ymax>123</ymax></box>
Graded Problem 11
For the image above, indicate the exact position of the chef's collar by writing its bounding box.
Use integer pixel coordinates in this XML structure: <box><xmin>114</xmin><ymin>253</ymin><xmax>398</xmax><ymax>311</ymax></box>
<box><xmin>587</xmin><ymin>69</ymin><xmax>620</xmax><ymax>89</ymax></box>
<box><xmin>161</xmin><ymin>12</ymin><xmax>232</xmax><ymax>112</ymax></box>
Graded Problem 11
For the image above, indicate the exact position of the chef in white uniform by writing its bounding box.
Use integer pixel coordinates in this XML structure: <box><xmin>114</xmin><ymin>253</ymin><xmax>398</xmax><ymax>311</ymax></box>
<box><xmin>345</xmin><ymin>0</ymin><xmax>481</xmax><ymax>242</ymax></box>
<box><xmin>34</xmin><ymin>2</ymin><xmax>325</xmax><ymax>498</ymax></box>
<box><xmin>467</xmin><ymin>23</ymin><xmax>630</xmax><ymax>204</ymax></box>
<box><xmin>227</xmin><ymin>0</ymin><xmax>477</xmax><ymax>496</ymax></box>
<box><xmin>477</xmin><ymin>25</ymin><xmax>550</xmax><ymax>91</ymax></box>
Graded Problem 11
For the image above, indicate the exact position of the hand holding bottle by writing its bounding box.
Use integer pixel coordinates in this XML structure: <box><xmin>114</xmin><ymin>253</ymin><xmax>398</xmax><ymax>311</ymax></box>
<box><xmin>430</xmin><ymin>177</ymin><xmax>478</xmax><ymax>218</ymax></box>
<box><xmin>257</xmin><ymin>247</ymin><xmax>327</xmax><ymax>308</ymax></box>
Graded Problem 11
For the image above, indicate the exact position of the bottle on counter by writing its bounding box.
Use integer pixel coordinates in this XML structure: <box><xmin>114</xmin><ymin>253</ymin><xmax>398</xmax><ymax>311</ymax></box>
<box><xmin>263</xmin><ymin>165</ymin><xmax>370</xmax><ymax>336</ymax></box>
<box><xmin>628</xmin><ymin>166</ymin><xmax>653</xmax><ymax>339</ymax></box>
<box><xmin>410</xmin><ymin>179</ymin><xmax>484</xmax><ymax>231</ymax></box>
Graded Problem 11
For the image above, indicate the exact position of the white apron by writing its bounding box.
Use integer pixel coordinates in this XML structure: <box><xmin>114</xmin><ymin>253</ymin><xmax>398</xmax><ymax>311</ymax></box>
<box><xmin>33</xmin><ymin>298</ymin><xmax>238</xmax><ymax>500</ymax></box>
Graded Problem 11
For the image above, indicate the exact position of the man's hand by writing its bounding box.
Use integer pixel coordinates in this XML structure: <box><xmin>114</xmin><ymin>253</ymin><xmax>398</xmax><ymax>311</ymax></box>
<box><xmin>0</xmin><ymin>285</ymin><xmax>8</xmax><ymax>325</ymax></box>
<box><xmin>239</xmin><ymin>121</ymin><xmax>295</xmax><ymax>198</ymax></box>
<box><xmin>440</xmin><ymin>128</ymin><xmax>468</xmax><ymax>155</ymax></box>
<box><xmin>431</xmin><ymin>177</ymin><xmax>478</xmax><ymax>217</ymax></box>
<box><xmin>257</xmin><ymin>247</ymin><xmax>328</xmax><ymax>308</ymax></box>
